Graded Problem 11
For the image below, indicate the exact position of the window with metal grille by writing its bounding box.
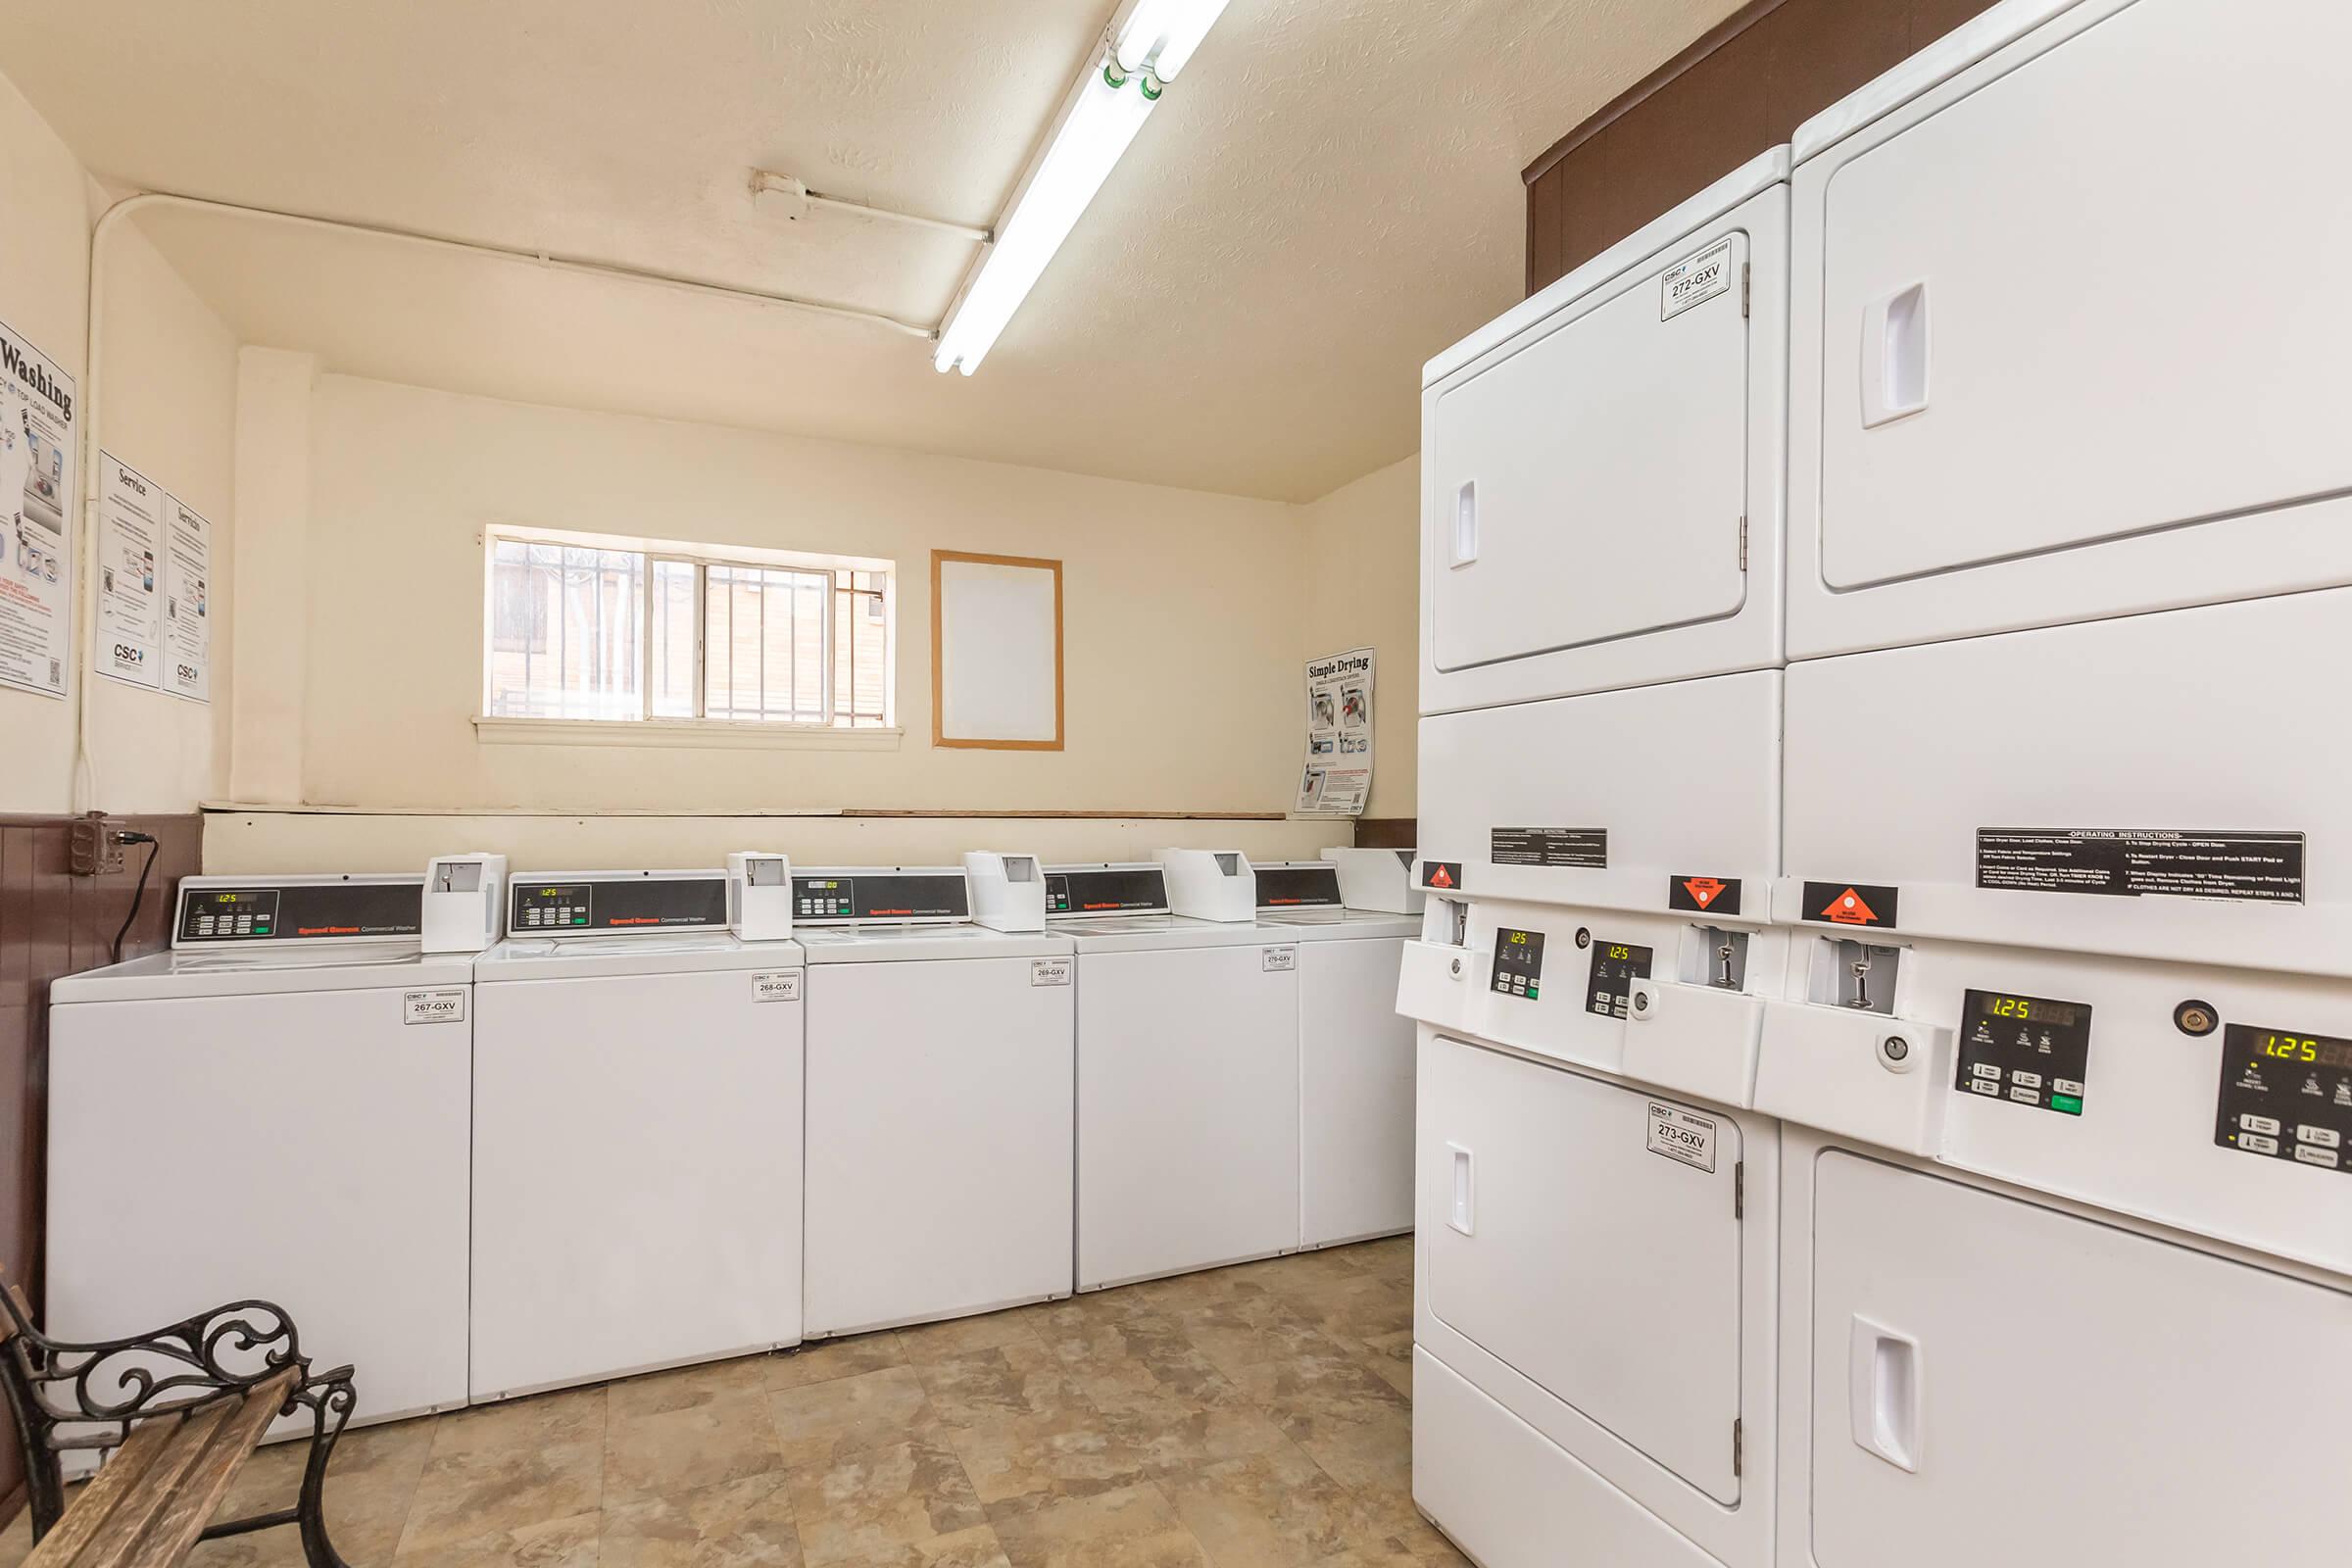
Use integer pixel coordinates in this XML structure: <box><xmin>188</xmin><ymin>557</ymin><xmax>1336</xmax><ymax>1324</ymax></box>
<box><xmin>485</xmin><ymin>531</ymin><xmax>893</xmax><ymax>727</ymax></box>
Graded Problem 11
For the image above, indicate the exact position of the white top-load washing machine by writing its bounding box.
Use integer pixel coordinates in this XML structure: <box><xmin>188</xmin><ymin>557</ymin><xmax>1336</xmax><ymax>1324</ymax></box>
<box><xmin>1043</xmin><ymin>852</ymin><xmax>1303</xmax><ymax>1290</ymax></box>
<box><xmin>796</xmin><ymin>859</ymin><xmax>1075</xmax><ymax>1338</ymax></box>
<box><xmin>47</xmin><ymin>858</ymin><xmax>506</xmax><ymax>1432</ymax></box>
<box><xmin>1252</xmin><ymin>858</ymin><xmax>1420</xmax><ymax>1249</ymax></box>
<box><xmin>1404</xmin><ymin>146</ymin><xmax>1796</xmax><ymax>1568</ymax></box>
<box><xmin>1753</xmin><ymin>7</ymin><xmax>2352</xmax><ymax>1565</ymax></box>
<box><xmin>469</xmin><ymin>858</ymin><xmax>804</xmax><ymax>1401</ymax></box>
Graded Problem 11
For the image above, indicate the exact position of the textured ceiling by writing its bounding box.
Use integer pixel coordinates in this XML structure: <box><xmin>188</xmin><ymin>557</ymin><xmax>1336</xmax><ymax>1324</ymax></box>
<box><xmin>7</xmin><ymin>0</ymin><xmax>1742</xmax><ymax>501</ymax></box>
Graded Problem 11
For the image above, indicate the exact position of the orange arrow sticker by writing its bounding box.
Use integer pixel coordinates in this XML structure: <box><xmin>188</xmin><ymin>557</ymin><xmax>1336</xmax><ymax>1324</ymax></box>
<box><xmin>1684</xmin><ymin>877</ymin><xmax>1725</xmax><ymax>908</ymax></box>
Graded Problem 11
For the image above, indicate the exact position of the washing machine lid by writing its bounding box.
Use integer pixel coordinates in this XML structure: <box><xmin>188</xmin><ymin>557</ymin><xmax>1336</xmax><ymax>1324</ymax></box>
<box><xmin>475</xmin><ymin>931</ymin><xmax>804</xmax><ymax>982</ymax></box>
<box><xmin>795</xmin><ymin>924</ymin><xmax>1073</xmax><ymax>963</ymax></box>
<box><xmin>1252</xmin><ymin>909</ymin><xmax>1420</xmax><ymax>941</ymax></box>
<box><xmin>1058</xmin><ymin>915</ymin><xmax>1295</xmax><ymax>954</ymax></box>
<box><xmin>1424</xmin><ymin>145</ymin><xmax>1789</xmax><ymax>389</ymax></box>
<box><xmin>1791</xmin><ymin>0</ymin><xmax>2085</xmax><ymax>165</ymax></box>
<box><xmin>48</xmin><ymin>940</ymin><xmax>471</xmax><ymax>1003</ymax></box>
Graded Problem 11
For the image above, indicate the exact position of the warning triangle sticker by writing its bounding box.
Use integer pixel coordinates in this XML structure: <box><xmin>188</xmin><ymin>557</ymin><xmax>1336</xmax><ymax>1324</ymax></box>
<box><xmin>1666</xmin><ymin>874</ymin><xmax>1741</xmax><ymax>915</ymax></box>
<box><xmin>1822</xmin><ymin>888</ymin><xmax>1877</xmax><ymax>925</ymax></box>
<box><xmin>1428</xmin><ymin>864</ymin><xmax>1454</xmax><ymax>889</ymax></box>
<box><xmin>1683</xmin><ymin>877</ymin><xmax>1725</xmax><ymax>909</ymax></box>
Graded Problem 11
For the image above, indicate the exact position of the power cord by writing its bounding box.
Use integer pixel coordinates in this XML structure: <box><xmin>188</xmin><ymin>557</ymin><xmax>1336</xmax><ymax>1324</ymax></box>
<box><xmin>110</xmin><ymin>831</ymin><xmax>160</xmax><ymax>964</ymax></box>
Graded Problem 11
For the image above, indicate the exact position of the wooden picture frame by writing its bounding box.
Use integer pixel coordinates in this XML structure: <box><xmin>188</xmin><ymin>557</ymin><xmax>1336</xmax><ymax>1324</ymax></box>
<box><xmin>931</xmin><ymin>550</ymin><xmax>1065</xmax><ymax>751</ymax></box>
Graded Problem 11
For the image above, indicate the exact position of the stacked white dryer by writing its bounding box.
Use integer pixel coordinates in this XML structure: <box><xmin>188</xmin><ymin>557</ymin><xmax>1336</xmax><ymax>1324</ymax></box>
<box><xmin>1759</xmin><ymin>2</ymin><xmax>2352</xmax><ymax>1561</ymax></box>
<box><xmin>1403</xmin><ymin>148</ymin><xmax>1793</xmax><ymax>1568</ymax></box>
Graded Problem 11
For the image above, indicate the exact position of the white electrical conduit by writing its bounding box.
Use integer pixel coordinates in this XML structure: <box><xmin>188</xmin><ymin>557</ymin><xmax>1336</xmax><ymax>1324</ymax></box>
<box><xmin>750</xmin><ymin>171</ymin><xmax>993</xmax><ymax>244</ymax></box>
<box><xmin>70</xmin><ymin>188</ymin><xmax>941</xmax><ymax>811</ymax></box>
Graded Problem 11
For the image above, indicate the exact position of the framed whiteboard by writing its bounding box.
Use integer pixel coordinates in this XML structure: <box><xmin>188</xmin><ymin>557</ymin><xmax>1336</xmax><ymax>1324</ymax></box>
<box><xmin>931</xmin><ymin>550</ymin><xmax>1064</xmax><ymax>750</ymax></box>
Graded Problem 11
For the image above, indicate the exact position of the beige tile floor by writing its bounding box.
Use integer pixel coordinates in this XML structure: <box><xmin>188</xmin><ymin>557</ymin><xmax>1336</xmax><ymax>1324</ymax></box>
<box><xmin>1</xmin><ymin>1237</ymin><xmax>1463</xmax><ymax>1568</ymax></box>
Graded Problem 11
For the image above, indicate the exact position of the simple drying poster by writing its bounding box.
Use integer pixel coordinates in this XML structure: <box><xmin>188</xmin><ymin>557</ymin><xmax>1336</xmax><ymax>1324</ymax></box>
<box><xmin>1296</xmin><ymin>646</ymin><xmax>1374</xmax><ymax>816</ymax></box>
<box><xmin>92</xmin><ymin>452</ymin><xmax>211</xmax><ymax>701</ymax></box>
<box><xmin>0</xmin><ymin>317</ymin><xmax>77</xmax><ymax>699</ymax></box>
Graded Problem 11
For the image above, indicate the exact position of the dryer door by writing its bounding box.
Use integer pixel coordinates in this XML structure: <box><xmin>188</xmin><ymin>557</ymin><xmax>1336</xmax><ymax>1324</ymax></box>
<box><xmin>1806</xmin><ymin>1152</ymin><xmax>2350</xmax><ymax>1566</ymax></box>
<box><xmin>1427</xmin><ymin>220</ymin><xmax>1757</xmax><ymax>699</ymax></box>
<box><xmin>1794</xmin><ymin>0</ymin><xmax>2352</xmax><ymax>654</ymax></box>
<box><xmin>1420</xmin><ymin>1034</ymin><xmax>1744</xmax><ymax>1503</ymax></box>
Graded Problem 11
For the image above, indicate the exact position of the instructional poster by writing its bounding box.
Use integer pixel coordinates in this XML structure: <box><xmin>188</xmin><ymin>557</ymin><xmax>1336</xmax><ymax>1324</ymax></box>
<box><xmin>93</xmin><ymin>453</ymin><xmax>164</xmax><ymax>689</ymax></box>
<box><xmin>1295</xmin><ymin>647</ymin><xmax>1375</xmax><ymax>816</ymax></box>
<box><xmin>0</xmin><ymin>318</ymin><xmax>77</xmax><ymax>698</ymax></box>
<box><xmin>163</xmin><ymin>494</ymin><xmax>211</xmax><ymax>702</ymax></box>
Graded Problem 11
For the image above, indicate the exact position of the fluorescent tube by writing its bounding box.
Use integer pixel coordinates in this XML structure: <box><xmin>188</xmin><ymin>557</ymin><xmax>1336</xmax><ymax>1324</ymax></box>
<box><xmin>934</xmin><ymin>56</ymin><xmax>1156</xmax><ymax>374</ymax></box>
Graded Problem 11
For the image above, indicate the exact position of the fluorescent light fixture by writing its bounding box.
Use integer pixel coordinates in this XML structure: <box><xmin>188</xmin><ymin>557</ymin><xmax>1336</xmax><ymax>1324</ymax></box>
<box><xmin>1116</xmin><ymin>0</ymin><xmax>1236</xmax><ymax>81</ymax></box>
<box><xmin>934</xmin><ymin>1</ymin><xmax>1236</xmax><ymax>374</ymax></box>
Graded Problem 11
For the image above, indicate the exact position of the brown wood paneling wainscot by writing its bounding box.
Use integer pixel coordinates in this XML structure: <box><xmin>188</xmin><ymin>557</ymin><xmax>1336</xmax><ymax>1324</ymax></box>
<box><xmin>1523</xmin><ymin>0</ymin><xmax>2001</xmax><ymax>294</ymax></box>
<box><xmin>0</xmin><ymin>811</ymin><xmax>201</xmax><ymax>1523</ymax></box>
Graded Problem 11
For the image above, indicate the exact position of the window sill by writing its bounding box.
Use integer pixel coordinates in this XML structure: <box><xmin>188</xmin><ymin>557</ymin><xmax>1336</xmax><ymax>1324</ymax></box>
<box><xmin>473</xmin><ymin>716</ymin><xmax>903</xmax><ymax>752</ymax></box>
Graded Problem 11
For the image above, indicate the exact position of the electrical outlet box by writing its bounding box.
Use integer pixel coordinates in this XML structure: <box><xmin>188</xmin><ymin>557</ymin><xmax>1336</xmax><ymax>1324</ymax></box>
<box><xmin>69</xmin><ymin>817</ymin><xmax>124</xmax><ymax>877</ymax></box>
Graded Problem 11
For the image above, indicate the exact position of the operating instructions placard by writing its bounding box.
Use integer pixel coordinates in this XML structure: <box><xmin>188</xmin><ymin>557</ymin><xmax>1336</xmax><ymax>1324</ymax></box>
<box><xmin>1977</xmin><ymin>828</ymin><xmax>2304</xmax><ymax>905</ymax></box>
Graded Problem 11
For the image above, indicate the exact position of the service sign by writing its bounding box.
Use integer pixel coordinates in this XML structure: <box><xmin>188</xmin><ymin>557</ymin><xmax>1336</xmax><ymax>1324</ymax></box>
<box><xmin>752</xmin><ymin>971</ymin><xmax>802</xmax><ymax>1004</ymax></box>
<box><xmin>1030</xmin><ymin>958</ymin><xmax>1072</xmax><ymax>988</ymax></box>
<box><xmin>1660</xmin><ymin>238</ymin><xmax>1734</xmax><ymax>320</ymax></box>
<box><xmin>1646</xmin><ymin>1101</ymin><xmax>1718</xmax><ymax>1172</ymax></box>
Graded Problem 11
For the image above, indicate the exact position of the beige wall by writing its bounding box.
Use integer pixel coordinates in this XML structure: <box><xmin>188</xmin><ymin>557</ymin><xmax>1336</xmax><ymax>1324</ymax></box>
<box><xmin>0</xmin><ymin>71</ymin><xmax>94</xmax><ymax>812</ymax></box>
<box><xmin>288</xmin><ymin>375</ymin><xmax>1311</xmax><ymax>814</ymax></box>
<box><xmin>0</xmin><ymin>74</ymin><xmax>238</xmax><ymax>815</ymax></box>
<box><xmin>200</xmin><ymin>810</ymin><xmax>1351</xmax><ymax>876</ymax></box>
<box><xmin>1299</xmin><ymin>454</ymin><xmax>1419</xmax><ymax>818</ymax></box>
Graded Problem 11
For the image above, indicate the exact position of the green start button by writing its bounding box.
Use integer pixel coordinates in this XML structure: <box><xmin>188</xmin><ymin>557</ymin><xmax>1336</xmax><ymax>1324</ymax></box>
<box><xmin>2050</xmin><ymin>1094</ymin><xmax>2083</xmax><ymax>1116</ymax></box>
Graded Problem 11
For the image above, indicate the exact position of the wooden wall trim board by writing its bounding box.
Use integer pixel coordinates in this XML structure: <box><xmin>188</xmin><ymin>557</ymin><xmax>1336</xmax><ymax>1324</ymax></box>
<box><xmin>1522</xmin><ymin>0</ymin><xmax>1999</xmax><ymax>293</ymax></box>
<box><xmin>930</xmin><ymin>550</ymin><xmax>1066</xmax><ymax>752</ymax></box>
<box><xmin>0</xmin><ymin>812</ymin><xmax>202</xmax><ymax>1526</ymax></box>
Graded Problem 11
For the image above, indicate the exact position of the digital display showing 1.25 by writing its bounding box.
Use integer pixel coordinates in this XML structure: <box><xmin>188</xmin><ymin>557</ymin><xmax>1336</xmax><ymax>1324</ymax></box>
<box><xmin>1981</xmin><ymin>994</ymin><xmax>2081</xmax><ymax>1028</ymax></box>
<box><xmin>2248</xmin><ymin>1030</ymin><xmax>2352</xmax><ymax>1069</ymax></box>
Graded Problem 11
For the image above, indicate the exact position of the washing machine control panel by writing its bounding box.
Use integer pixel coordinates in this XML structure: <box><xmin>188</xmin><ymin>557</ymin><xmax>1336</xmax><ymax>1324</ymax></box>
<box><xmin>1585</xmin><ymin>938</ymin><xmax>1652</xmax><ymax>1019</ymax></box>
<box><xmin>1254</xmin><ymin>863</ymin><xmax>1343</xmax><ymax>910</ymax></box>
<box><xmin>1954</xmin><ymin>989</ymin><xmax>2091</xmax><ymax>1115</ymax></box>
<box><xmin>2215</xmin><ymin>1025</ymin><xmax>2352</xmax><ymax>1175</ymax></box>
<box><xmin>1046</xmin><ymin>867</ymin><xmax>1165</xmax><ymax>915</ymax></box>
<box><xmin>512</xmin><ymin>875</ymin><xmax>729</xmax><ymax>933</ymax></box>
<box><xmin>175</xmin><ymin>879</ymin><xmax>423</xmax><ymax>945</ymax></box>
<box><xmin>1490</xmin><ymin>927</ymin><xmax>1545</xmax><ymax>1000</ymax></box>
<box><xmin>792</xmin><ymin>873</ymin><xmax>969</xmax><ymax>923</ymax></box>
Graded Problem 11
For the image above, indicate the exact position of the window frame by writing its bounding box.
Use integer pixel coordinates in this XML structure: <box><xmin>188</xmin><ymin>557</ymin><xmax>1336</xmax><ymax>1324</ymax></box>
<box><xmin>480</xmin><ymin>525</ymin><xmax>897</xmax><ymax>737</ymax></box>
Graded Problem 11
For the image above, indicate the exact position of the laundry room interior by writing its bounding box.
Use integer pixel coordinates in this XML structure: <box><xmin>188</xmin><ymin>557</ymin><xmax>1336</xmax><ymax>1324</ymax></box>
<box><xmin>1</xmin><ymin>1</ymin><xmax>2343</xmax><ymax>1566</ymax></box>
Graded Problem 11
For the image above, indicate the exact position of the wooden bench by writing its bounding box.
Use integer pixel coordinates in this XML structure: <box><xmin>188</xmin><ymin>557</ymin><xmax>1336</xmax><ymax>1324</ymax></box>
<box><xmin>1</xmin><ymin>1276</ymin><xmax>357</xmax><ymax>1567</ymax></box>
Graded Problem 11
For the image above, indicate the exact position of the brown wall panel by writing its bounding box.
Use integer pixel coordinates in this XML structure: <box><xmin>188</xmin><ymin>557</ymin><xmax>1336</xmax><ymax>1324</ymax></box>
<box><xmin>0</xmin><ymin>811</ymin><xmax>201</xmax><ymax>1522</ymax></box>
<box><xmin>1524</xmin><ymin>0</ymin><xmax>2001</xmax><ymax>289</ymax></box>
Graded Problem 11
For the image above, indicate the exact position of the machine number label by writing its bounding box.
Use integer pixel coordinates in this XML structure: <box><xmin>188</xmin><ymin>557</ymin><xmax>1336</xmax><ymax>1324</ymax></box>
<box><xmin>403</xmin><ymin>990</ymin><xmax>466</xmax><ymax>1026</ymax></box>
<box><xmin>1977</xmin><ymin>829</ymin><xmax>2304</xmax><ymax>905</ymax></box>
<box><xmin>1030</xmin><ymin>959</ymin><xmax>1072</xmax><ymax>987</ymax></box>
<box><xmin>1262</xmin><ymin>946</ymin><xmax>1298</xmax><ymax>973</ymax></box>
<box><xmin>1646</xmin><ymin>1102</ymin><xmax>1718</xmax><ymax>1172</ymax></box>
<box><xmin>751</xmin><ymin>971</ymin><xmax>802</xmax><ymax>1004</ymax></box>
<box><xmin>1660</xmin><ymin>238</ymin><xmax>1735</xmax><ymax>320</ymax></box>
<box><xmin>1491</xmin><ymin>827</ymin><xmax>1606</xmax><ymax>870</ymax></box>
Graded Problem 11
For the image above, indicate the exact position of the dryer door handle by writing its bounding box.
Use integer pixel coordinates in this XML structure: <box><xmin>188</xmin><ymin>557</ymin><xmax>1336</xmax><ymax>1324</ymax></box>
<box><xmin>1861</xmin><ymin>281</ymin><xmax>1931</xmax><ymax>427</ymax></box>
<box><xmin>1445</xmin><ymin>1142</ymin><xmax>1475</xmax><ymax>1236</ymax></box>
<box><xmin>1849</xmin><ymin>1314</ymin><xmax>1922</xmax><ymax>1472</ymax></box>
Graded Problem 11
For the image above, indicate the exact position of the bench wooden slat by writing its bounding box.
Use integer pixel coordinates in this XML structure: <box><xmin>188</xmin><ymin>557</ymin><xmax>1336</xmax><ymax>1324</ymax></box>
<box><xmin>64</xmin><ymin>1398</ymin><xmax>236</xmax><ymax>1568</ymax></box>
<box><xmin>122</xmin><ymin>1367</ymin><xmax>301</xmax><ymax>1567</ymax></box>
<box><xmin>19</xmin><ymin>1419</ymin><xmax>177</xmax><ymax>1568</ymax></box>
